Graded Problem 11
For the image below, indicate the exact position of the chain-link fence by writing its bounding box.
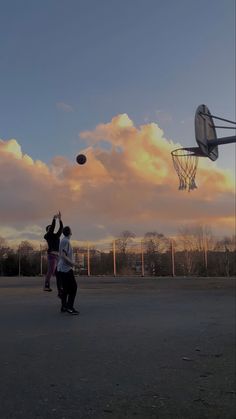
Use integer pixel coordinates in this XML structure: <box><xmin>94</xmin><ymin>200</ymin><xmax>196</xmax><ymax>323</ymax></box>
<box><xmin>0</xmin><ymin>239</ymin><xmax>235</xmax><ymax>277</ymax></box>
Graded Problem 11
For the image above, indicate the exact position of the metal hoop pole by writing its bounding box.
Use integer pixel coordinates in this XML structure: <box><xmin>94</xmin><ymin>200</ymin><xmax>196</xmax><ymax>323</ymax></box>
<box><xmin>171</xmin><ymin>240</ymin><xmax>175</xmax><ymax>277</ymax></box>
<box><xmin>141</xmin><ymin>240</ymin><xmax>144</xmax><ymax>277</ymax></box>
<box><xmin>113</xmin><ymin>240</ymin><xmax>116</xmax><ymax>277</ymax></box>
<box><xmin>213</xmin><ymin>126</ymin><xmax>236</xmax><ymax>129</ymax></box>
<box><xmin>200</xmin><ymin>112</ymin><xmax>236</xmax><ymax>125</ymax></box>
<box><xmin>87</xmin><ymin>243</ymin><xmax>91</xmax><ymax>276</ymax></box>
<box><xmin>210</xmin><ymin>136</ymin><xmax>236</xmax><ymax>146</ymax></box>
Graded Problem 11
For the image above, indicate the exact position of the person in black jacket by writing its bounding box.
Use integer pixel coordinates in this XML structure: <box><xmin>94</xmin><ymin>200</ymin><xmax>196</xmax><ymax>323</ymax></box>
<box><xmin>44</xmin><ymin>211</ymin><xmax>63</xmax><ymax>291</ymax></box>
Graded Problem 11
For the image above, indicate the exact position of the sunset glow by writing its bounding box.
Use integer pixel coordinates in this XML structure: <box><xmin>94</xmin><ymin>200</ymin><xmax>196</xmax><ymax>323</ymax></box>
<box><xmin>0</xmin><ymin>113</ymin><xmax>235</xmax><ymax>245</ymax></box>
<box><xmin>0</xmin><ymin>1</ymin><xmax>235</xmax><ymax>245</ymax></box>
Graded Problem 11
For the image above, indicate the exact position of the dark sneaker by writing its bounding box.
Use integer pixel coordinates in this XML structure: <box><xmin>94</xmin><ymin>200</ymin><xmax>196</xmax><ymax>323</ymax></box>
<box><xmin>61</xmin><ymin>306</ymin><xmax>67</xmax><ymax>313</ymax></box>
<box><xmin>66</xmin><ymin>308</ymin><xmax>79</xmax><ymax>315</ymax></box>
<box><xmin>44</xmin><ymin>287</ymin><xmax>52</xmax><ymax>292</ymax></box>
<box><xmin>72</xmin><ymin>308</ymin><xmax>80</xmax><ymax>314</ymax></box>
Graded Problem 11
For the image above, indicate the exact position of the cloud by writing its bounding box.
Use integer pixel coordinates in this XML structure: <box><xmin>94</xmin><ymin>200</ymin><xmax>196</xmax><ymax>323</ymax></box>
<box><xmin>0</xmin><ymin>115</ymin><xmax>235</xmax><ymax>244</ymax></box>
<box><xmin>0</xmin><ymin>139</ymin><xmax>70</xmax><ymax>222</ymax></box>
<box><xmin>56</xmin><ymin>101</ymin><xmax>74</xmax><ymax>112</ymax></box>
<box><xmin>0</xmin><ymin>225</ymin><xmax>43</xmax><ymax>243</ymax></box>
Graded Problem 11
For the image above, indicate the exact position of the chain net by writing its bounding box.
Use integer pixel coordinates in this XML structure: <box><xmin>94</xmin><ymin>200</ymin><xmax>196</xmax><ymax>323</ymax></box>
<box><xmin>171</xmin><ymin>148</ymin><xmax>199</xmax><ymax>191</ymax></box>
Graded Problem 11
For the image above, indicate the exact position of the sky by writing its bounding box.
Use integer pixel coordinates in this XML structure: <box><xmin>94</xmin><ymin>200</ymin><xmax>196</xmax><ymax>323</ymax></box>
<box><xmin>0</xmin><ymin>0</ymin><xmax>235</xmax><ymax>246</ymax></box>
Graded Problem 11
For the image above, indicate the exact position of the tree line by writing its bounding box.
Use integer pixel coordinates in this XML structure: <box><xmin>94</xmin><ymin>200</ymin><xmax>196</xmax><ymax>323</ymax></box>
<box><xmin>0</xmin><ymin>226</ymin><xmax>235</xmax><ymax>277</ymax></box>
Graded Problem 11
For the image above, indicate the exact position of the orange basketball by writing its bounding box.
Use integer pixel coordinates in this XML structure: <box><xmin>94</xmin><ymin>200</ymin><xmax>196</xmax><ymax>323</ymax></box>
<box><xmin>76</xmin><ymin>154</ymin><xmax>87</xmax><ymax>165</ymax></box>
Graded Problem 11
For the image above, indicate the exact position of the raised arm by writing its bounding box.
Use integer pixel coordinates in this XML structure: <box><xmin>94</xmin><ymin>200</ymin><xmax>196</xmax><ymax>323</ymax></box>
<box><xmin>56</xmin><ymin>219</ymin><xmax>63</xmax><ymax>236</ymax></box>
<box><xmin>47</xmin><ymin>217</ymin><xmax>56</xmax><ymax>234</ymax></box>
<box><xmin>56</xmin><ymin>211</ymin><xmax>63</xmax><ymax>236</ymax></box>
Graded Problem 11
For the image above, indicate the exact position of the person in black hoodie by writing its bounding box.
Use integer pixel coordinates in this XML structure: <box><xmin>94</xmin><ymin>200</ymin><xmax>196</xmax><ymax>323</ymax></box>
<box><xmin>44</xmin><ymin>211</ymin><xmax>63</xmax><ymax>291</ymax></box>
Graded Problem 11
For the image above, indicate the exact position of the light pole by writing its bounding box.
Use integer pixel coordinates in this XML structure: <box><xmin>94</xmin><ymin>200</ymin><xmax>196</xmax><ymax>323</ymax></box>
<box><xmin>170</xmin><ymin>239</ymin><xmax>175</xmax><ymax>277</ymax></box>
<box><xmin>203</xmin><ymin>233</ymin><xmax>208</xmax><ymax>274</ymax></box>
<box><xmin>87</xmin><ymin>243</ymin><xmax>91</xmax><ymax>276</ymax></box>
<box><xmin>141</xmin><ymin>240</ymin><xmax>145</xmax><ymax>277</ymax></box>
<box><xmin>18</xmin><ymin>246</ymin><xmax>21</xmax><ymax>277</ymax></box>
<box><xmin>113</xmin><ymin>240</ymin><xmax>116</xmax><ymax>277</ymax></box>
<box><xmin>40</xmin><ymin>244</ymin><xmax>43</xmax><ymax>276</ymax></box>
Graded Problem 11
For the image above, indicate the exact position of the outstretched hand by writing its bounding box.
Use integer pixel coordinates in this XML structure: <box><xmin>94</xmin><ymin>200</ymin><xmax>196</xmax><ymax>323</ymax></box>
<box><xmin>53</xmin><ymin>211</ymin><xmax>61</xmax><ymax>220</ymax></box>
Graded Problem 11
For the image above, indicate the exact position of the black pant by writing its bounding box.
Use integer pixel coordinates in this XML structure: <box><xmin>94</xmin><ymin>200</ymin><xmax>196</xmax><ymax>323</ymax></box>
<box><xmin>55</xmin><ymin>268</ymin><xmax>63</xmax><ymax>296</ymax></box>
<box><xmin>58</xmin><ymin>270</ymin><xmax>77</xmax><ymax>309</ymax></box>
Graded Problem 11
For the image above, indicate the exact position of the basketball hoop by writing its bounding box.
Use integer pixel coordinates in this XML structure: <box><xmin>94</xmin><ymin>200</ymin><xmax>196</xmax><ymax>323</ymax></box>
<box><xmin>171</xmin><ymin>104</ymin><xmax>236</xmax><ymax>191</ymax></box>
<box><xmin>171</xmin><ymin>148</ymin><xmax>199</xmax><ymax>191</ymax></box>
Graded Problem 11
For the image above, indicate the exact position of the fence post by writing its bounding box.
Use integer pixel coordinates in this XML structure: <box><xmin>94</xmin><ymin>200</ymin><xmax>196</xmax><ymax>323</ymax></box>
<box><xmin>141</xmin><ymin>240</ymin><xmax>144</xmax><ymax>277</ymax></box>
<box><xmin>18</xmin><ymin>246</ymin><xmax>21</xmax><ymax>277</ymax></box>
<box><xmin>225</xmin><ymin>246</ymin><xmax>230</xmax><ymax>277</ymax></box>
<box><xmin>203</xmin><ymin>235</ymin><xmax>208</xmax><ymax>274</ymax></box>
<box><xmin>113</xmin><ymin>240</ymin><xmax>116</xmax><ymax>277</ymax></box>
<box><xmin>87</xmin><ymin>243</ymin><xmax>91</xmax><ymax>276</ymax></box>
<box><xmin>40</xmin><ymin>245</ymin><xmax>43</xmax><ymax>276</ymax></box>
<box><xmin>171</xmin><ymin>239</ymin><xmax>175</xmax><ymax>277</ymax></box>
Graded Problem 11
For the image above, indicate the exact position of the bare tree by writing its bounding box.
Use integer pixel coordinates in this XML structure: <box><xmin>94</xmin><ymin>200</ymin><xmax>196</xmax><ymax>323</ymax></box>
<box><xmin>214</xmin><ymin>235</ymin><xmax>236</xmax><ymax>252</ymax></box>
<box><xmin>0</xmin><ymin>237</ymin><xmax>10</xmax><ymax>275</ymax></box>
<box><xmin>213</xmin><ymin>235</ymin><xmax>236</xmax><ymax>277</ymax></box>
<box><xmin>144</xmin><ymin>232</ymin><xmax>169</xmax><ymax>251</ymax></box>
<box><xmin>114</xmin><ymin>231</ymin><xmax>136</xmax><ymax>275</ymax></box>
<box><xmin>115</xmin><ymin>230</ymin><xmax>136</xmax><ymax>254</ymax></box>
<box><xmin>178</xmin><ymin>224</ymin><xmax>214</xmax><ymax>252</ymax></box>
<box><xmin>0</xmin><ymin>236</ymin><xmax>9</xmax><ymax>254</ymax></box>
<box><xmin>19</xmin><ymin>241</ymin><xmax>35</xmax><ymax>255</ymax></box>
<box><xmin>143</xmin><ymin>232</ymin><xmax>169</xmax><ymax>275</ymax></box>
<box><xmin>177</xmin><ymin>224</ymin><xmax>214</xmax><ymax>275</ymax></box>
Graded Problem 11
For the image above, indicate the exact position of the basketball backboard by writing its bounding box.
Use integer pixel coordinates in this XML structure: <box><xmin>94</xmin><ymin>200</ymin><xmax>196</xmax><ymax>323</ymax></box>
<box><xmin>195</xmin><ymin>104</ymin><xmax>218</xmax><ymax>161</ymax></box>
<box><xmin>171</xmin><ymin>104</ymin><xmax>236</xmax><ymax>190</ymax></box>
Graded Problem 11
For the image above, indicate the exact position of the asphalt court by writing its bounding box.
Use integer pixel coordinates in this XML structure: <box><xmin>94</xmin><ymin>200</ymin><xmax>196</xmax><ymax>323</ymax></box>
<box><xmin>0</xmin><ymin>276</ymin><xmax>235</xmax><ymax>419</ymax></box>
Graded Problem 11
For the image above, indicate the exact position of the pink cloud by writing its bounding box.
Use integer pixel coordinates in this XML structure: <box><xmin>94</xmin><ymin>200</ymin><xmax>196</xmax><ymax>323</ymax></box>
<box><xmin>56</xmin><ymin>101</ymin><xmax>74</xmax><ymax>112</ymax></box>
<box><xmin>0</xmin><ymin>115</ymin><xmax>235</xmax><ymax>243</ymax></box>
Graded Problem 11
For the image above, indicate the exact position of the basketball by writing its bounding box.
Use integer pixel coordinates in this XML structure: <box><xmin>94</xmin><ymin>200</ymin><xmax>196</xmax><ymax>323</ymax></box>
<box><xmin>76</xmin><ymin>154</ymin><xmax>87</xmax><ymax>165</ymax></box>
